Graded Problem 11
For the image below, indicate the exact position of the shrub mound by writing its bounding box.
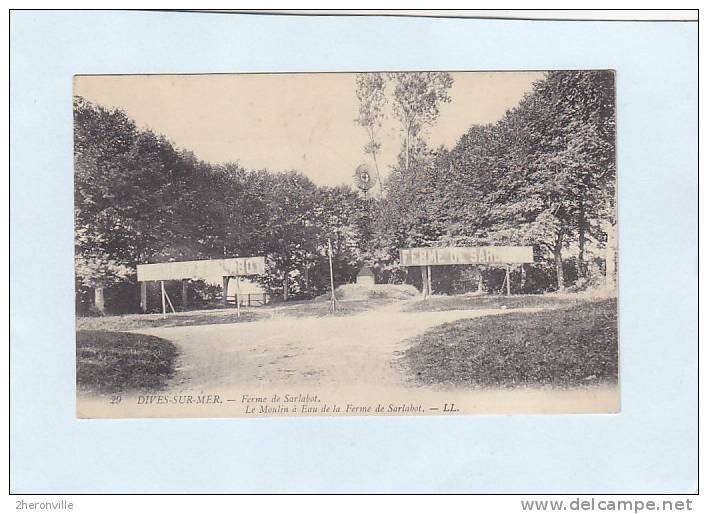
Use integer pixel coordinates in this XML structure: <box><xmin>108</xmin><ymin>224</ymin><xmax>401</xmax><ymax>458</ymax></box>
<box><xmin>316</xmin><ymin>283</ymin><xmax>420</xmax><ymax>302</ymax></box>
<box><xmin>76</xmin><ymin>330</ymin><xmax>178</xmax><ymax>394</ymax></box>
<box><xmin>402</xmin><ymin>298</ymin><xmax>618</xmax><ymax>388</ymax></box>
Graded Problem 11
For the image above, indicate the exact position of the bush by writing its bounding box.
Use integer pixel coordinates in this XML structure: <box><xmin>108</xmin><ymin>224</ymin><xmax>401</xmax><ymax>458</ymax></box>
<box><xmin>316</xmin><ymin>283</ymin><xmax>419</xmax><ymax>302</ymax></box>
<box><xmin>402</xmin><ymin>298</ymin><xmax>618</xmax><ymax>388</ymax></box>
<box><xmin>382</xmin><ymin>262</ymin><xmax>582</xmax><ymax>296</ymax></box>
<box><xmin>76</xmin><ymin>330</ymin><xmax>178</xmax><ymax>394</ymax></box>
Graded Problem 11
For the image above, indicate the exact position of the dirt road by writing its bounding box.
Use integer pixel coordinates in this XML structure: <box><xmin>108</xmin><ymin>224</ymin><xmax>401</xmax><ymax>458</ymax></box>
<box><xmin>134</xmin><ymin>301</ymin><xmax>543</xmax><ymax>392</ymax></box>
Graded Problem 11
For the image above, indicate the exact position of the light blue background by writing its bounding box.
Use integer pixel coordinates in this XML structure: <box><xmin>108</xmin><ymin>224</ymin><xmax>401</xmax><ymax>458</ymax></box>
<box><xmin>10</xmin><ymin>12</ymin><xmax>697</xmax><ymax>493</ymax></box>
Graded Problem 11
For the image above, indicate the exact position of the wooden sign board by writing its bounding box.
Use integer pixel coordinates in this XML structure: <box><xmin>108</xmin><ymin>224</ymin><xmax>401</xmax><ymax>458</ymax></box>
<box><xmin>399</xmin><ymin>246</ymin><xmax>534</xmax><ymax>266</ymax></box>
<box><xmin>137</xmin><ymin>257</ymin><xmax>266</xmax><ymax>282</ymax></box>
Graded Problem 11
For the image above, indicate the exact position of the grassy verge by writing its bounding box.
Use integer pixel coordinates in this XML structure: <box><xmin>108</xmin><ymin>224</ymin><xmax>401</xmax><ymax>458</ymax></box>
<box><xmin>76</xmin><ymin>309</ymin><xmax>268</xmax><ymax>331</ymax></box>
<box><xmin>76</xmin><ymin>296</ymin><xmax>397</xmax><ymax>331</ymax></box>
<box><xmin>76</xmin><ymin>330</ymin><xmax>178</xmax><ymax>394</ymax></box>
<box><xmin>402</xmin><ymin>293</ymin><xmax>580</xmax><ymax>313</ymax></box>
<box><xmin>402</xmin><ymin>298</ymin><xmax>618</xmax><ymax>388</ymax></box>
<box><xmin>273</xmin><ymin>297</ymin><xmax>394</xmax><ymax>318</ymax></box>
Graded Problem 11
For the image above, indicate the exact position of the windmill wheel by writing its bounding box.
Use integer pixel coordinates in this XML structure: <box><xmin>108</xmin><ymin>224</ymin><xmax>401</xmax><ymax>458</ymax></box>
<box><xmin>353</xmin><ymin>163</ymin><xmax>374</xmax><ymax>192</ymax></box>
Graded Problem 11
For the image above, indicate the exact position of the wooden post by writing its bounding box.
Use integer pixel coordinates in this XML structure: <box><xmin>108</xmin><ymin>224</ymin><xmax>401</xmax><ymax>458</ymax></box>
<box><xmin>421</xmin><ymin>266</ymin><xmax>428</xmax><ymax>298</ymax></box>
<box><xmin>427</xmin><ymin>265</ymin><xmax>433</xmax><ymax>296</ymax></box>
<box><xmin>164</xmin><ymin>287</ymin><xmax>176</xmax><ymax>314</ymax></box>
<box><xmin>181</xmin><ymin>279</ymin><xmax>189</xmax><ymax>308</ymax></box>
<box><xmin>160</xmin><ymin>280</ymin><xmax>167</xmax><ymax>319</ymax></box>
<box><xmin>327</xmin><ymin>238</ymin><xmax>337</xmax><ymax>312</ymax></box>
<box><xmin>222</xmin><ymin>276</ymin><xmax>230</xmax><ymax>306</ymax></box>
<box><xmin>140</xmin><ymin>282</ymin><xmax>147</xmax><ymax>313</ymax></box>
<box><xmin>235</xmin><ymin>277</ymin><xmax>241</xmax><ymax>318</ymax></box>
<box><xmin>505</xmin><ymin>264</ymin><xmax>511</xmax><ymax>296</ymax></box>
<box><xmin>94</xmin><ymin>286</ymin><xmax>105</xmax><ymax>315</ymax></box>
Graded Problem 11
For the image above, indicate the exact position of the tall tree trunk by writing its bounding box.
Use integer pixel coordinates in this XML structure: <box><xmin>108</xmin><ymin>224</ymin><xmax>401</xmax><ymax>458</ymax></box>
<box><xmin>477</xmin><ymin>266</ymin><xmax>484</xmax><ymax>293</ymax></box>
<box><xmin>405</xmin><ymin>125</ymin><xmax>410</xmax><ymax>173</ymax></box>
<box><xmin>94</xmin><ymin>286</ymin><xmax>105</xmax><ymax>315</ymax></box>
<box><xmin>578</xmin><ymin>196</ymin><xmax>587</xmax><ymax>279</ymax></box>
<box><xmin>605</xmin><ymin>222</ymin><xmax>617</xmax><ymax>290</ymax></box>
<box><xmin>366</xmin><ymin>126</ymin><xmax>384</xmax><ymax>198</ymax></box>
<box><xmin>554</xmin><ymin>234</ymin><xmax>565</xmax><ymax>291</ymax></box>
<box><xmin>372</xmin><ymin>150</ymin><xmax>383</xmax><ymax>198</ymax></box>
<box><xmin>282</xmin><ymin>275</ymin><xmax>289</xmax><ymax>301</ymax></box>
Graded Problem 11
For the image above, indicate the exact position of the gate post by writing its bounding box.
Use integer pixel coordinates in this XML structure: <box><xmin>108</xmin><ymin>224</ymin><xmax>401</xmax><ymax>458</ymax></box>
<box><xmin>140</xmin><ymin>282</ymin><xmax>147</xmax><ymax>312</ymax></box>
<box><xmin>505</xmin><ymin>264</ymin><xmax>511</xmax><ymax>296</ymax></box>
<box><xmin>181</xmin><ymin>279</ymin><xmax>189</xmax><ymax>307</ymax></box>
<box><xmin>94</xmin><ymin>286</ymin><xmax>105</xmax><ymax>314</ymax></box>
<box><xmin>222</xmin><ymin>276</ymin><xmax>230</xmax><ymax>306</ymax></box>
<box><xmin>421</xmin><ymin>266</ymin><xmax>429</xmax><ymax>298</ymax></box>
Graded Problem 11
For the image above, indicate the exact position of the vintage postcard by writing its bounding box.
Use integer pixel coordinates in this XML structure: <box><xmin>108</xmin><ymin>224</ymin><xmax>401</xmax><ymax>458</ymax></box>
<box><xmin>74</xmin><ymin>71</ymin><xmax>618</xmax><ymax>418</ymax></box>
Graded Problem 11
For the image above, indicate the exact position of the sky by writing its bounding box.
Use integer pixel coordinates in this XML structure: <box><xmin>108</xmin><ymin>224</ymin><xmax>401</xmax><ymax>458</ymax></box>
<box><xmin>74</xmin><ymin>71</ymin><xmax>544</xmax><ymax>187</ymax></box>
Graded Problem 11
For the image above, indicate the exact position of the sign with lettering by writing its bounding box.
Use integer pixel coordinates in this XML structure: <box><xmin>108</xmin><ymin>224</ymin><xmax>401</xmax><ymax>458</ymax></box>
<box><xmin>399</xmin><ymin>246</ymin><xmax>534</xmax><ymax>266</ymax></box>
<box><xmin>137</xmin><ymin>257</ymin><xmax>266</xmax><ymax>282</ymax></box>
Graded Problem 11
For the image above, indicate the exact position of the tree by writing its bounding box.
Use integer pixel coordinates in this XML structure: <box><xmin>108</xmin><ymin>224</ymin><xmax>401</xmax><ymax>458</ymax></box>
<box><xmin>307</xmin><ymin>185</ymin><xmax>373</xmax><ymax>292</ymax></box>
<box><xmin>354</xmin><ymin>73</ymin><xmax>387</xmax><ymax>197</ymax></box>
<box><xmin>482</xmin><ymin>71</ymin><xmax>615</xmax><ymax>290</ymax></box>
<box><xmin>74</xmin><ymin>96</ymin><xmax>144</xmax><ymax>312</ymax></box>
<box><xmin>388</xmin><ymin>72</ymin><xmax>453</xmax><ymax>173</ymax></box>
<box><xmin>74</xmin><ymin>97</ymin><xmax>218</xmax><ymax>311</ymax></box>
<box><xmin>530</xmin><ymin>71</ymin><xmax>615</xmax><ymax>279</ymax></box>
<box><xmin>256</xmin><ymin>171</ymin><xmax>320</xmax><ymax>300</ymax></box>
<box><xmin>368</xmin><ymin>71</ymin><xmax>615</xmax><ymax>293</ymax></box>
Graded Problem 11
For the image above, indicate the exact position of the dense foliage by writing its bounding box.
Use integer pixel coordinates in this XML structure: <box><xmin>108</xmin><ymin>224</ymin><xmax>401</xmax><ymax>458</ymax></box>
<box><xmin>75</xmin><ymin>70</ymin><xmax>616</xmax><ymax>314</ymax></box>
<box><xmin>376</xmin><ymin>70</ymin><xmax>616</xmax><ymax>292</ymax></box>
<box><xmin>74</xmin><ymin>98</ymin><xmax>372</xmax><ymax>313</ymax></box>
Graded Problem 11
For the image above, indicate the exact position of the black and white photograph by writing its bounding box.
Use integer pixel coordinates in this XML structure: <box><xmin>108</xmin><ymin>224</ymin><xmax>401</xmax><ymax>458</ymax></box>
<box><xmin>73</xmin><ymin>70</ymin><xmax>618</xmax><ymax>418</ymax></box>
